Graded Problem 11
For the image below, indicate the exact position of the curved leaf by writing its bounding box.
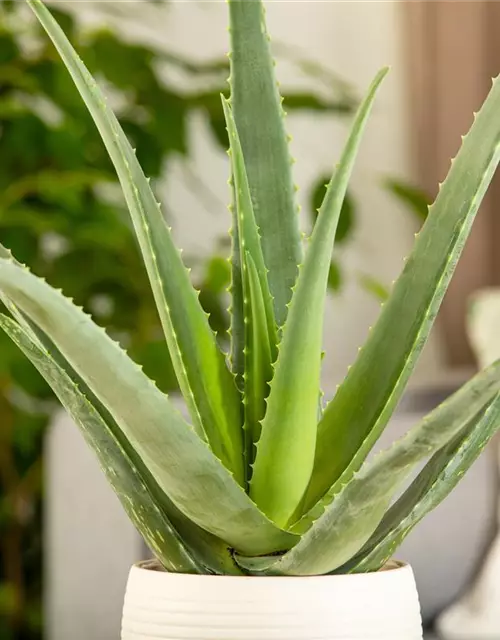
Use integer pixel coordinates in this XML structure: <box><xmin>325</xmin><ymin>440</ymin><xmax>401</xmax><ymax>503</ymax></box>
<box><xmin>221</xmin><ymin>97</ymin><xmax>277</xmax><ymax>478</ymax></box>
<box><xmin>243</xmin><ymin>252</ymin><xmax>273</xmax><ymax>473</ymax></box>
<box><xmin>228</xmin><ymin>0</ymin><xmax>302</xmax><ymax>329</ymax></box>
<box><xmin>237</xmin><ymin>363</ymin><xmax>500</xmax><ymax>574</ymax></box>
<box><xmin>250</xmin><ymin>69</ymin><xmax>387</xmax><ymax>527</ymax></box>
<box><xmin>305</xmin><ymin>72</ymin><xmax>500</xmax><ymax>512</ymax></box>
<box><xmin>28</xmin><ymin>0</ymin><xmax>244</xmax><ymax>484</ymax></box>
<box><xmin>0</xmin><ymin>258</ymin><xmax>297</xmax><ymax>556</ymax></box>
<box><xmin>0</xmin><ymin>314</ymin><xmax>227</xmax><ymax>574</ymax></box>
<box><xmin>342</xmin><ymin>393</ymin><xmax>500</xmax><ymax>573</ymax></box>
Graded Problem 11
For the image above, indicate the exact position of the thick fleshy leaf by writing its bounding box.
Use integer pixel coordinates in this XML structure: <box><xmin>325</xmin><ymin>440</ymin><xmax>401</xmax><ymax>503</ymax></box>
<box><xmin>305</xmin><ymin>72</ymin><xmax>500</xmax><ymax>512</ymax></box>
<box><xmin>228</xmin><ymin>0</ymin><xmax>302</xmax><ymax>330</ymax></box>
<box><xmin>237</xmin><ymin>363</ymin><xmax>500</xmax><ymax>574</ymax></box>
<box><xmin>250</xmin><ymin>69</ymin><xmax>387</xmax><ymax>527</ymax></box>
<box><xmin>342</xmin><ymin>393</ymin><xmax>500</xmax><ymax>573</ymax></box>
<box><xmin>221</xmin><ymin>97</ymin><xmax>277</xmax><ymax>477</ymax></box>
<box><xmin>0</xmin><ymin>244</ymin><xmax>240</xmax><ymax>574</ymax></box>
<box><xmin>0</xmin><ymin>258</ymin><xmax>297</xmax><ymax>556</ymax></box>
<box><xmin>28</xmin><ymin>0</ymin><xmax>244</xmax><ymax>483</ymax></box>
<box><xmin>222</xmin><ymin>97</ymin><xmax>277</xmax><ymax>351</ymax></box>
<box><xmin>228</xmin><ymin>205</ymin><xmax>245</xmax><ymax>384</ymax></box>
<box><xmin>0</xmin><ymin>314</ymin><xmax>243</xmax><ymax>574</ymax></box>
<box><xmin>243</xmin><ymin>252</ymin><xmax>273</xmax><ymax>473</ymax></box>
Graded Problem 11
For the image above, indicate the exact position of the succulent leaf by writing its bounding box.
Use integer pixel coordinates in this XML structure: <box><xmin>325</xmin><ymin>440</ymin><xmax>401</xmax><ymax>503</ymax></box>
<box><xmin>236</xmin><ymin>362</ymin><xmax>500</xmax><ymax>574</ymax></box>
<box><xmin>341</xmin><ymin>392</ymin><xmax>500</xmax><ymax>573</ymax></box>
<box><xmin>0</xmin><ymin>258</ymin><xmax>297</xmax><ymax>556</ymax></box>
<box><xmin>244</xmin><ymin>251</ymin><xmax>274</xmax><ymax>475</ymax></box>
<box><xmin>0</xmin><ymin>247</ymin><xmax>241</xmax><ymax>574</ymax></box>
<box><xmin>221</xmin><ymin>97</ymin><xmax>278</xmax><ymax>478</ymax></box>
<box><xmin>228</xmin><ymin>0</ymin><xmax>302</xmax><ymax>331</ymax></box>
<box><xmin>249</xmin><ymin>69</ymin><xmax>387</xmax><ymax>527</ymax></box>
<box><xmin>27</xmin><ymin>0</ymin><xmax>245</xmax><ymax>484</ymax></box>
<box><xmin>304</xmin><ymin>73</ymin><xmax>500</xmax><ymax>513</ymax></box>
<box><xmin>14</xmin><ymin>0</ymin><xmax>500</xmax><ymax>577</ymax></box>
<box><xmin>228</xmin><ymin>204</ymin><xmax>245</xmax><ymax>384</ymax></box>
<box><xmin>0</xmin><ymin>314</ymin><xmax>204</xmax><ymax>573</ymax></box>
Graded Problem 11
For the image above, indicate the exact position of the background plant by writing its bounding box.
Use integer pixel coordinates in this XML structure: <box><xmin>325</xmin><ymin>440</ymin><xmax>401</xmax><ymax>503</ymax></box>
<box><xmin>1</xmin><ymin>0</ymin><xmax>499</xmax><ymax>591</ymax></box>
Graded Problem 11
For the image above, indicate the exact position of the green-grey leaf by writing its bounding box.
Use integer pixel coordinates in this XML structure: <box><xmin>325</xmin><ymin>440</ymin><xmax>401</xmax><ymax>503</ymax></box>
<box><xmin>304</xmin><ymin>72</ymin><xmax>500</xmax><ymax>512</ymax></box>
<box><xmin>342</xmin><ymin>392</ymin><xmax>500</xmax><ymax>573</ymax></box>
<box><xmin>250</xmin><ymin>69</ymin><xmax>388</xmax><ymax>527</ymax></box>
<box><xmin>237</xmin><ymin>362</ymin><xmax>500</xmax><ymax>574</ymax></box>
<box><xmin>297</xmin><ymin>357</ymin><xmax>500</xmax><ymax>532</ymax></box>
<box><xmin>228</xmin><ymin>203</ymin><xmax>245</xmax><ymax>385</ymax></box>
<box><xmin>243</xmin><ymin>251</ymin><xmax>273</xmax><ymax>475</ymax></box>
<box><xmin>228</xmin><ymin>0</ymin><xmax>302</xmax><ymax>328</ymax></box>
<box><xmin>221</xmin><ymin>96</ymin><xmax>278</xmax><ymax>478</ymax></box>
<box><xmin>28</xmin><ymin>0</ymin><xmax>244</xmax><ymax>484</ymax></box>
<box><xmin>384</xmin><ymin>178</ymin><xmax>430</xmax><ymax>224</ymax></box>
<box><xmin>0</xmin><ymin>314</ymin><xmax>204</xmax><ymax>574</ymax></box>
<box><xmin>222</xmin><ymin>97</ymin><xmax>277</xmax><ymax>350</ymax></box>
<box><xmin>0</xmin><ymin>258</ymin><xmax>297</xmax><ymax>556</ymax></box>
<box><xmin>0</xmin><ymin>250</ymin><xmax>240</xmax><ymax>576</ymax></box>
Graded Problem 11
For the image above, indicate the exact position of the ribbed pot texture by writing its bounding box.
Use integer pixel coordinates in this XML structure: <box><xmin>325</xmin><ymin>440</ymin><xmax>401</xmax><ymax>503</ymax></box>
<box><xmin>121</xmin><ymin>559</ymin><xmax>423</xmax><ymax>640</ymax></box>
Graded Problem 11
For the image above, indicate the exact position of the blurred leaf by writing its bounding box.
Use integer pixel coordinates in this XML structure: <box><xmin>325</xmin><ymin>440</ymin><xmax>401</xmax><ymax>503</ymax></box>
<box><xmin>310</xmin><ymin>175</ymin><xmax>355</xmax><ymax>245</ymax></box>
<box><xmin>0</xmin><ymin>583</ymin><xmax>17</xmax><ymax>617</ymax></box>
<box><xmin>83</xmin><ymin>30</ymin><xmax>154</xmax><ymax>92</ymax></box>
<box><xmin>384</xmin><ymin>178</ymin><xmax>431</xmax><ymax>223</ymax></box>
<box><xmin>358</xmin><ymin>273</ymin><xmax>390</xmax><ymax>302</ymax></box>
<box><xmin>0</xmin><ymin>30</ymin><xmax>18</xmax><ymax>65</ymax></box>
<box><xmin>208</xmin><ymin>112</ymin><xmax>228</xmax><ymax>148</ymax></box>
<box><xmin>0</xmin><ymin>330</ymin><xmax>22</xmax><ymax>375</ymax></box>
<box><xmin>193</xmin><ymin>257</ymin><xmax>231</xmax><ymax>336</ymax></box>
<box><xmin>11</xmin><ymin>415</ymin><xmax>47</xmax><ymax>464</ymax></box>
<box><xmin>202</xmin><ymin>256</ymin><xmax>231</xmax><ymax>294</ymax></box>
<box><xmin>130</xmin><ymin>340</ymin><xmax>179</xmax><ymax>393</ymax></box>
<box><xmin>283</xmin><ymin>93</ymin><xmax>354</xmax><ymax>114</ymax></box>
<box><xmin>10</xmin><ymin>356</ymin><xmax>52</xmax><ymax>401</ymax></box>
<box><xmin>327</xmin><ymin>261</ymin><xmax>342</xmax><ymax>292</ymax></box>
<box><xmin>0</xmin><ymin>229</ymin><xmax>38</xmax><ymax>266</ymax></box>
<box><xmin>199</xmin><ymin>288</ymin><xmax>229</xmax><ymax>337</ymax></box>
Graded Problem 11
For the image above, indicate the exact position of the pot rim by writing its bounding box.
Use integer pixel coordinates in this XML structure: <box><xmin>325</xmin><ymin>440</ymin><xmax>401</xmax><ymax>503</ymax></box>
<box><xmin>132</xmin><ymin>558</ymin><xmax>408</xmax><ymax>580</ymax></box>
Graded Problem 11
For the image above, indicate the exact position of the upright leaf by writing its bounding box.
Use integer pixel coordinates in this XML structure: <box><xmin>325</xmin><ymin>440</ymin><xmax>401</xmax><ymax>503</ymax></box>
<box><xmin>28</xmin><ymin>0</ymin><xmax>244</xmax><ymax>483</ymax></box>
<box><xmin>228</xmin><ymin>0</ymin><xmax>302</xmax><ymax>331</ymax></box>
<box><xmin>237</xmin><ymin>366</ymin><xmax>500</xmax><ymax>574</ymax></box>
<box><xmin>0</xmin><ymin>258</ymin><xmax>297</xmax><ymax>556</ymax></box>
<box><xmin>228</xmin><ymin>205</ymin><xmax>245</xmax><ymax>383</ymax></box>
<box><xmin>243</xmin><ymin>252</ymin><xmax>273</xmax><ymax>472</ymax></box>
<box><xmin>250</xmin><ymin>69</ymin><xmax>387</xmax><ymax>527</ymax></box>
<box><xmin>222</xmin><ymin>97</ymin><xmax>277</xmax><ymax>350</ymax></box>
<box><xmin>305</xmin><ymin>73</ymin><xmax>500</xmax><ymax>511</ymax></box>
<box><xmin>221</xmin><ymin>97</ymin><xmax>277</xmax><ymax>477</ymax></box>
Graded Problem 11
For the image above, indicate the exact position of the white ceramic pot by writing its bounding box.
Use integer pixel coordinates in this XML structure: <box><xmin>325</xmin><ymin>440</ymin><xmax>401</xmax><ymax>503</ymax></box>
<box><xmin>121</xmin><ymin>559</ymin><xmax>423</xmax><ymax>640</ymax></box>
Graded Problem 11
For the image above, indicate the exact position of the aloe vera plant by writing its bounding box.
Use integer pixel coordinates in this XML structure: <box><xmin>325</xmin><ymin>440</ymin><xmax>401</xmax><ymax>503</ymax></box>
<box><xmin>4</xmin><ymin>0</ymin><xmax>500</xmax><ymax>576</ymax></box>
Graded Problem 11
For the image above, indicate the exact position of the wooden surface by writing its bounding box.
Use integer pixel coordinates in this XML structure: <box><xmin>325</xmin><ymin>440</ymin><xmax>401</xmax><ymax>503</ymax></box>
<box><xmin>404</xmin><ymin>1</ymin><xmax>500</xmax><ymax>366</ymax></box>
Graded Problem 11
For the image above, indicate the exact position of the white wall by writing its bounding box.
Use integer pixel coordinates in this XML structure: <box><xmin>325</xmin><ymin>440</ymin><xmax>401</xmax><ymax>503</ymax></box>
<box><xmin>46</xmin><ymin>414</ymin><xmax>141</xmax><ymax>640</ymax></box>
